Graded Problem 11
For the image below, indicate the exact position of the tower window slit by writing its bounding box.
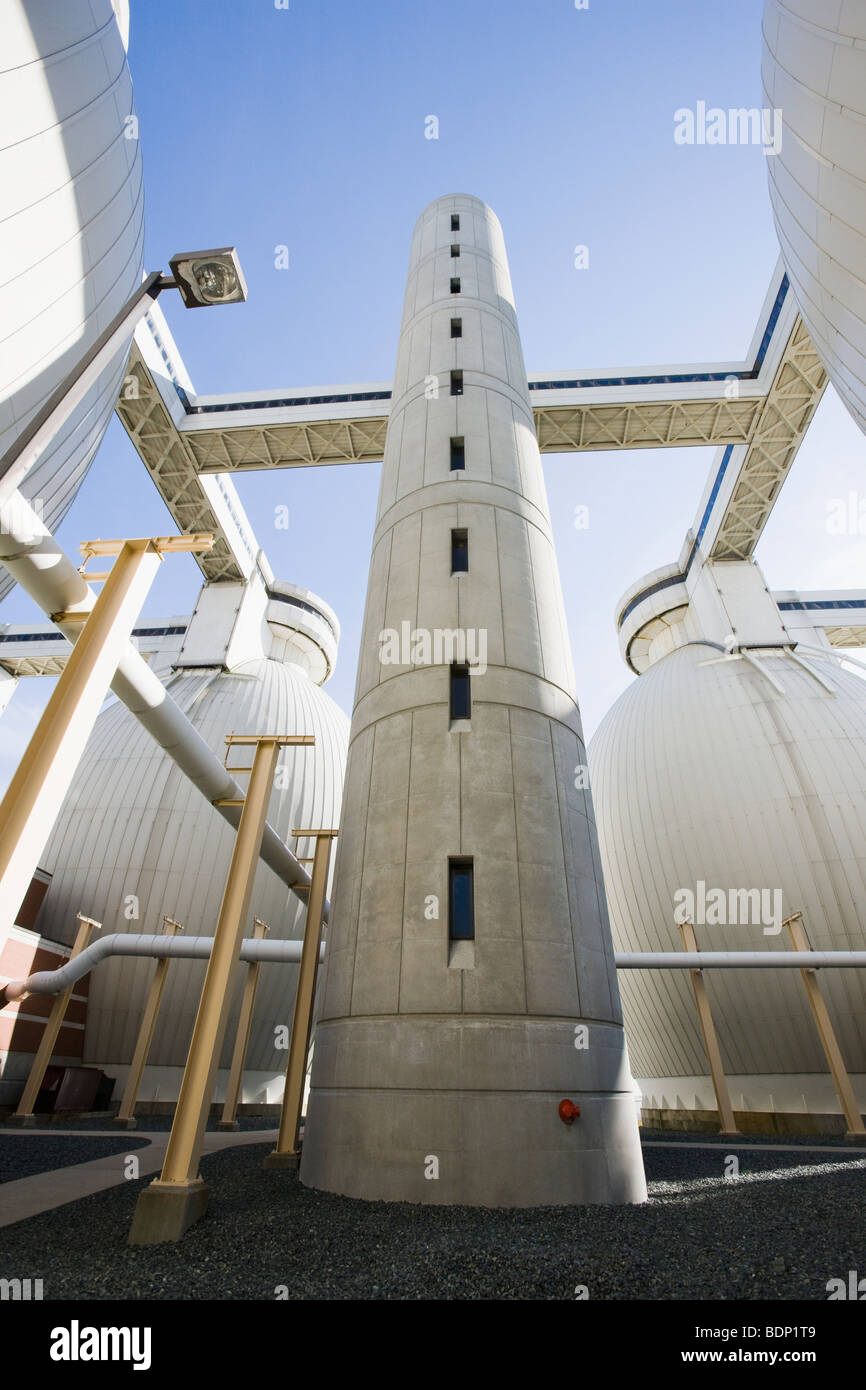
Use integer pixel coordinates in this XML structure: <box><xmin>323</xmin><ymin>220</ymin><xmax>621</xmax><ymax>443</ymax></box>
<box><xmin>449</xmin><ymin>860</ymin><xmax>474</xmax><ymax>939</ymax></box>
<box><xmin>450</xmin><ymin>436</ymin><xmax>465</xmax><ymax>469</ymax></box>
<box><xmin>450</xmin><ymin>277</ymin><xmax>461</xmax><ymax>294</ymax></box>
<box><xmin>450</xmin><ymin>663</ymin><xmax>471</xmax><ymax>720</ymax></box>
<box><xmin>451</xmin><ymin>528</ymin><xmax>468</xmax><ymax>573</ymax></box>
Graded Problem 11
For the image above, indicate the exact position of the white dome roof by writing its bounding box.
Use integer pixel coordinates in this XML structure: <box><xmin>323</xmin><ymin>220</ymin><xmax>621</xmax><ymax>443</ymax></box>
<box><xmin>38</xmin><ymin>657</ymin><xmax>349</xmax><ymax>1079</ymax></box>
<box><xmin>589</xmin><ymin>643</ymin><xmax>866</xmax><ymax>1082</ymax></box>
<box><xmin>763</xmin><ymin>0</ymin><xmax>866</xmax><ymax>435</ymax></box>
<box><xmin>0</xmin><ymin>1</ymin><xmax>144</xmax><ymax>600</ymax></box>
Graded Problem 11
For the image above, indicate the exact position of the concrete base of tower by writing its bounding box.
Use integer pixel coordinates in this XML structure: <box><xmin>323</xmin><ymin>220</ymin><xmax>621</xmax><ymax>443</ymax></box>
<box><xmin>299</xmin><ymin>1016</ymin><xmax>648</xmax><ymax>1206</ymax></box>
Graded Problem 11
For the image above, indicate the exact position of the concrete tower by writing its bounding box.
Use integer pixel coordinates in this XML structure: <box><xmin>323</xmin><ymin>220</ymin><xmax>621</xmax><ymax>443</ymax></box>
<box><xmin>301</xmin><ymin>195</ymin><xmax>646</xmax><ymax>1206</ymax></box>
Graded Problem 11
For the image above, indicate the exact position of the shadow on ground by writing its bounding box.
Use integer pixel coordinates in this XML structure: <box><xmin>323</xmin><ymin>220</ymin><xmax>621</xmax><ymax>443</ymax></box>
<box><xmin>0</xmin><ymin>1134</ymin><xmax>863</xmax><ymax>1299</ymax></box>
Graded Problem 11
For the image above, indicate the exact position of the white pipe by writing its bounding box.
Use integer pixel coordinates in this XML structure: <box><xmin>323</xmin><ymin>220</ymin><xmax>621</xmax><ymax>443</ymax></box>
<box><xmin>787</xmin><ymin>649</ymin><xmax>837</xmax><ymax>694</ymax></box>
<box><xmin>0</xmin><ymin>276</ymin><xmax>164</xmax><ymax>507</ymax></box>
<box><xmin>793</xmin><ymin>641</ymin><xmax>866</xmax><ymax>674</ymax></box>
<box><xmin>0</xmin><ymin>490</ymin><xmax>321</xmax><ymax>910</ymax></box>
<box><xmin>2</xmin><ymin>932</ymin><xmax>324</xmax><ymax>1002</ymax></box>
<box><xmin>615</xmin><ymin>951</ymin><xmax>866</xmax><ymax>969</ymax></box>
<box><xmin>740</xmin><ymin>649</ymin><xmax>786</xmax><ymax>695</ymax></box>
<box><xmin>6</xmin><ymin>943</ymin><xmax>864</xmax><ymax>1008</ymax></box>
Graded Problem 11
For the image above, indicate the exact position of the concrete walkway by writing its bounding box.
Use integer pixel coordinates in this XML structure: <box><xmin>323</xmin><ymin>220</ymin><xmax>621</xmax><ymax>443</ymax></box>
<box><xmin>0</xmin><ymin>1127</ymin><xmax>278</xmax><ymax>1228</ymax></box>
<box><xmin>2</xmin><ymin>1131</ymin><xmax>862</xmax><ymax>1230</ymax></box>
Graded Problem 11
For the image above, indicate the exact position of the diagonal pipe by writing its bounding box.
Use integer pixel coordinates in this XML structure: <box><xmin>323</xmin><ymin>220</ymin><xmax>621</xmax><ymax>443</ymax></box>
<box><xmin>0</xmin><ymin>491</ymin><xmax>325</xmax><ymax>915</ymax></box>
<box><xmin>0</xmin><ymin>932</ymin><xmax>325</xmax><ymax>1006</ymax></box>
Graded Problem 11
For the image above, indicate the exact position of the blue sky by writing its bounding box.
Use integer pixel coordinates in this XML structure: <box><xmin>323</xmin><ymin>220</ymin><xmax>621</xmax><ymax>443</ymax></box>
<box><xmin>2</xmin><ymin>0</ymin><xmax>865</xmax><ymax>787</ymax></box>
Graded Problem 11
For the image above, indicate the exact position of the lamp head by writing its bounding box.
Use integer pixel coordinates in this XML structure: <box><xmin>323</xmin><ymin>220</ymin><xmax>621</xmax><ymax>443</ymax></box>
<box><xmin>168</xmin><ymin>247</ymin><xmax>247</xmax><ymax>308</ymax></box>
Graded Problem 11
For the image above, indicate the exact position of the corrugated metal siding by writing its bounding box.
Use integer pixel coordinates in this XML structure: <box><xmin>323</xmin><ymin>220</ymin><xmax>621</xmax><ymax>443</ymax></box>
<box><xmin>763</xmin><ymin>0</ymin><xmax>866</xmax><ymax>436</ymax></box>
<box><xmin>37</xmin><ymin>658</ymin><xmax>349</xmax><ymax>1074</ymax></box>
<box><xmin>590</xmin><ymin>644</ymin><xmax>866</xmax><ymax>1080</ymax></box>
<box><xmin>0</xmin><ymin>0</ymin><xmax>144</xmax><ymax>601</ymax></box>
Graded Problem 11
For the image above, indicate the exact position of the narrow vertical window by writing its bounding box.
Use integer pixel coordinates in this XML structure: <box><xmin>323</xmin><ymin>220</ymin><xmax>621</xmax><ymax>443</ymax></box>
<box><xmin>451</xmin><ymin>214</ymin><xmax>460</xmax><ymax>231</ymax></box>
<box><xmin>450</xmin><ymin>663</ymin><xmax>471</xmax><ymax>720</ymax></box>
<box><xmin>450</xmin><ymin>371</ymin><xmax>463</xmax><ymax>397</ymax></box>
<box><xmin>450</xmin><ymin>317</ymin><xmax>462</xmax><ymax>338</ymax></box>
<box><xmin>451</xmin><ymin>529</ymin><xmax>468</xmax><ymax>573</ymax></box>
<box><xmin>450</xmin><ymin>277</ymin><xmax>461</xmax><ymax>294</ymax></box>
<box><xmin>449</xmin><ymin>436</ymin><xmax>465</xmax><ymax>469</ymax></box>
<box><xmin>449</xmin><ymin>860</ymin><xmax>474</xmax><ymax>939</ymax></box>
<box><xmin>450</xmin><ymin>244</ymin><xmax>460</xmax><ymax>258</ymax></box>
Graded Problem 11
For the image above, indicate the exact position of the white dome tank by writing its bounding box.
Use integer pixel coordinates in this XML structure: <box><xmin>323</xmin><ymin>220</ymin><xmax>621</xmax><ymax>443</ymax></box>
<box><xmin>0</xmin><ymin>1</ymin><xmax>144</xmax><ymax>601</ymax></box>
<box><xmin>589</xmin><ymin>642</ymin><xmax>866</xmax><ymax>1117</ymax></box>
<box><xmin>37</xmin><ymin>587</ymin><xmax>349</xmax><ymax>1105</ymax></box>
<box><xmin>762</xmin><ymin>0</ymin><xmax>866</xmax><ymax>435</ymax></box>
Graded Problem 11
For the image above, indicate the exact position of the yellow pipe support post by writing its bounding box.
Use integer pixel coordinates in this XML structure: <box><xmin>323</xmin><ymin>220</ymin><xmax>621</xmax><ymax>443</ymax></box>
<box><xmin>678</xmin><ymin>919</ymin><xmax>740</xmax><ymax>1136</ymax></box>
<box><xmin>264</xmin><ymin>829</ymin><xmax>337</xmax><ymax>1169</ymax></box>
<box><xmin>114</xmin><ymin>917</ymin><xmax>184</xmax><ymax>1130</ymax></box>
<box><xmin>218</xmin><ymin>916</ymin><xmax>269</xmax><ymax>1131</ymax></box>
<box><xmin>128</xmin><ymin>734</ymin><xmax>314</xmax><ymax>1244</ymax></box>
<box><xmin>0</xmin><ymin>537</ymin><xmax>200</xmax><ymax>936</ymax></box>
<box><xmin>785</xmin><ymin>913</ymin><xmax>866</xmax><ymax>1138</ymax></box>
<box><xmin>13</xmin><ymin>912</ymin><xmax>101</xmax><ymax>1124</ymax></box>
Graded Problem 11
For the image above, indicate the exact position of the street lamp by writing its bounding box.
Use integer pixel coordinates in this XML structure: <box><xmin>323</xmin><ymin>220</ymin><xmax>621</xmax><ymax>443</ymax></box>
<box><xmin>168</xmin><ymin>248</ymin><xmax>247</xmax><ymax>309</ymax></box>
<box><xmin>0</xmin><ymin>247</ymin><xmax>248</xmax><ymax>508</ymax></box>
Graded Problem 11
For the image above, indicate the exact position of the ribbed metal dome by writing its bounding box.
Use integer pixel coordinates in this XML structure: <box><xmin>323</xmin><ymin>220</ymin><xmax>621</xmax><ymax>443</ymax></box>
<box><xmin>763</xmin><ymin>0</ymin><xmax>866</xmax><ymax>436</ymax></box>
<box><xmin>0</xmin><ymin>1</ymin><xmax>144</xmax><ymax>601</ymax></box>
<box><xmin>38</xmin><ymin>656</ymin><xmax>349</xmax><ymax>1095</ymax></box>
<box><xmin>589</xmin><ymin>643</ymin><xmax>866</xmax><ymax>1103</ymax></box>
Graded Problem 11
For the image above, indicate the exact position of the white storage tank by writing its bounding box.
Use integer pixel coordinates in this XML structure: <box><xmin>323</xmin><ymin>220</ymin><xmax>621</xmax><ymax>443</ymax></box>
<box><xmin>763</xmin><ymin>0</ymin><xmax>866</xmax><ymax>435</ymax></box>
<box><xmin>0</xmin><ymin>1</ymin><xmax>144</xmax><ymax>600</ymax></box>
<box><xmin>36</xmin><ymin>583</ymin><xmax>349</xmax><ymax>1106</ymax></box>
<box><xmin>589</xmin><ymin>642</ymin><xmax>866</xmax><ymax>1123</ymax></box>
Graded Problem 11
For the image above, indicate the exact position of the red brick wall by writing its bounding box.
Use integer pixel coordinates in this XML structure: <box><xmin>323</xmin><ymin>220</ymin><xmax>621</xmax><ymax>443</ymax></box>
<box><xmin>14</xmin><ymin>876</ymin><xmax>50</xmax><ymax>932</ymax></box>
<box><xmin>0</xmin><ymin>935</ymin><xmax>86</xmax><ymax>1061</ymax></box>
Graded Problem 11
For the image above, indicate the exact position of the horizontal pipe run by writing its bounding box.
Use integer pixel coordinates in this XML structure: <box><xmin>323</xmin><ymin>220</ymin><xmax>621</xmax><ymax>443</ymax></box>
<box><xmin>6</xmin><ymin>945</ymin><xmax>865</xmax><ymax>1008</ymax></box>
<box><xmin>615</xmin><ymin>951</ymin><xmax>866</xmax><ymax>969</ymax></box>
<box><xmin>1</xmin><ymin>933</ymin><xmax>324</xmax><ymax>1003</ymax></box>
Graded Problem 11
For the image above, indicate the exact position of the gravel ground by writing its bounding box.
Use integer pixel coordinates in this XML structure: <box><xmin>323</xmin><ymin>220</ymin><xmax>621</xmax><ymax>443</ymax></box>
<box><xmin>0</xmin><ymin>1139</ymin><xmax>863</xmax><ymax>1300</ymax></box>
<box><xmin>0</xmin><ymin>1135</ymin><xmax>148</xmax><ymax>1184</ymax></box>
<box><xmin>0</xmin><ymin>1113</ymin><xmax>280</xmax><ymax>1133</ymax></box>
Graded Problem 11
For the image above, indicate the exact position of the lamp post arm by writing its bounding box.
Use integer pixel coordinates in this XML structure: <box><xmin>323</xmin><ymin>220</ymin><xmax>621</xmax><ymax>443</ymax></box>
<box><xmin>0</xmin><ymin>271</ymin><xmax>167</xmax><ymax>507</ymax></box>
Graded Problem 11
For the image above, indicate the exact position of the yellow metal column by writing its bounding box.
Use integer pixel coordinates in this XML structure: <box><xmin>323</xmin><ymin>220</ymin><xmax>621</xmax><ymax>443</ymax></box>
<box><xmin>114</xmin><ymin>917</ymin><xmax>183</xmax><ymax>1130</ymax></box>
<box><xmin>129</xmin><ymin>733</ymin><xmax>314</xmax><ymax>1243</ymax></box>
<box><xmin>13</xmin><ymin>913</ymin><xmax>101</xmax><ymax>1123</ymax></box>
<box><xmin>218</xmin><ymin>917</ymin><xmax>268</xmax><ymax>1131</ymax></box>
<box><xmin>785</xmin><ymin>913</ymin><xmax>866</xmax><ymax>1138</ymax></box>
<box><xmin>679</xmin><ymin>919</ymin><xmax>740</xmax><ymax>1136</ymax></box>
<box><xmin>264</xmin><ymin>829</ymin><xmax>337</xmax><ymax>1169</ymax></box>
<box><xmin>0</xmin><ymin>534</ymin><xmax>212</xmax><ymax>936</ymax></box>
